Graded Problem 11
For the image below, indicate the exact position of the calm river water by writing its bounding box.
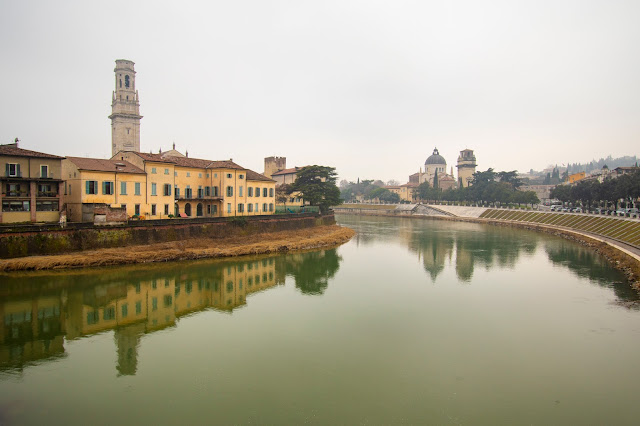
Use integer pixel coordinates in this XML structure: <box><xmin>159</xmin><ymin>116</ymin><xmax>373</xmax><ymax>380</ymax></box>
<box><xmin>1</xmin><ymin>215</ymin><xmax>640</xmax><ymax>425</ymax></box>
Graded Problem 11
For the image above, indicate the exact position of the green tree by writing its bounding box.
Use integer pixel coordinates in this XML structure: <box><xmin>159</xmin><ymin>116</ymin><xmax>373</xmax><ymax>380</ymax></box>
<box><xmin>292</xmin><ymin>165</ymin><xmax>342</xmax><ymax>213</ymax></box>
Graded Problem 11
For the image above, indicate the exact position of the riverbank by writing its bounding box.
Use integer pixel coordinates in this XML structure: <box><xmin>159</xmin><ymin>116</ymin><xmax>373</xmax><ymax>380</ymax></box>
<box><xmin>0</xmin><ymin>225</ymin><xmax>355</xmax><ymax>272</ymax></box>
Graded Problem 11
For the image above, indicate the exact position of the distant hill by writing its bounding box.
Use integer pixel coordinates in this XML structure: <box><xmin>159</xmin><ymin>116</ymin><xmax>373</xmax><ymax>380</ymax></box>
<box><xmin>566</xmin><ymin>155</ymin><xmax>638</xmax><ymax>174</ymax></box>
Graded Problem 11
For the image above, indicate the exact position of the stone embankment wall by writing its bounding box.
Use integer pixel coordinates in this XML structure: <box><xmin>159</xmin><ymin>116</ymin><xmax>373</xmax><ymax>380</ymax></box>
<box><xmin>0</xmin><ymin>213</ymin><xmax>335</xmax><ymax>259</ymax></box>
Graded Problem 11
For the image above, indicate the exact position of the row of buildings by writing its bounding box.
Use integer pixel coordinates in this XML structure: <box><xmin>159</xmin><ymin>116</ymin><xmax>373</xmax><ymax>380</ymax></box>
<box><xmin>0</xmin><ymin>141</ymin><xmax>279</xmax><ymax>223</ymax></box>
<box><xmin>1</xmin><ymin>59</ymin><xmax>304</xmax><ymax>224</ymax></box>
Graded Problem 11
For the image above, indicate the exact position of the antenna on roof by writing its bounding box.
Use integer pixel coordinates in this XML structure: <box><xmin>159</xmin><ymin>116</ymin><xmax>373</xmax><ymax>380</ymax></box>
<box><xmin>186</xmin><ymin>150</ymin><xmax>188</xmax><ymax>157</ymax></box>
<box><xmin>173</xmin><ymin>142</ymin><xmax>175</xmax><ymax>150</ymax></box>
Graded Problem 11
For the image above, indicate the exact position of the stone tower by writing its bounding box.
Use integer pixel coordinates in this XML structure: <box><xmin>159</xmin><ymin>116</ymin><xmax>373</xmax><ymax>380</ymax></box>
<box><xmin>109</xmin><ymin>59</ymin><xmax>142</xmax><ymax>156</ymax></box>
<box><xmin>264</xmin><ymin>156</ymin><xmax>287</xmax><ymax>178</ymax></box>
<box><xmin>456</xmin><ymin>149</ymin><xmax>477</xmax><ymax>188</ymax></box>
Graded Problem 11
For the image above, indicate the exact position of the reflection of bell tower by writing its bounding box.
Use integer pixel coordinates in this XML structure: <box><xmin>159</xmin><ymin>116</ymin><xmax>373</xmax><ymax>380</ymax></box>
<box><xmin>115</xmin><ymin>322</ymin><xmax>145</xmax><ymax>376</ymax></box>
<box><xmin>109</xmin><ymin>59</ymin><xmax>142</xmax><ymax>156</ymax></box>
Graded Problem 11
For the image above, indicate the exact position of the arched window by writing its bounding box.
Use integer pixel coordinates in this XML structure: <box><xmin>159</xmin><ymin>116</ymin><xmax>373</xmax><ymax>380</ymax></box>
<box><xmin>196</xmin><ymin>203</ymin><xmax>203</xmax><ymax>217</ymax></box>
<box><xmin>125</xmin><ymin>75</ymin><xmax>130</xmax><ymax>88</ymax></box>
<box><xmin>185</xmin><ymin>203</ymin><xmax>192</xmax><ymax>217</ymax></box>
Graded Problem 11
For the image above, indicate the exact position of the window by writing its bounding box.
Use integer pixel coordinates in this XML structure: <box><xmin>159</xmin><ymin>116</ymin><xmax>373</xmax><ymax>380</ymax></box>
<box><xmin>185</xmin><ymin>187</ymin><xmax>192</xmax><ymax>198</ymax></box>
<box><xmin>206</xmin><ymin>173</ymin><xmax>210</xmax><ymax>178</ymax></box>
<box><xmin>151</xmin><ymin>183</ymin><xmax>157</xmax><ymax>196</ymax></box>
<box><xmin>263</xmin><ymin>203</ymin><xmax>267</xmax><ymax>212</ymax></box>
<box><xmin>164</xmin><ymin>204</ymin><xmax>169</xmax><ymax>215</ymax></box>
<box><xmin>175</xmin><ymin>186</ymin><xmax>180</xmax><ymax>198</ymax></box>
<box><xmin>269</xmin><ymin>203</ymin><xmax>274</xmax><ymax>212</ymax></box>
<box><xmin>151</xmin><ymin>204</ymin><xmax>156</xmax><ymax>215</ymax></box>
<box><xmin>186</xmin><ymin>172</ymin><xmax>190</xmax><ymax>177</ymax></box>
<box><xmin>269</xmin><ymin>188</ymin><xmax>274</xmax><ymax>197</ymax></box>
<box><xmin>121</xmin><ymin>182</ymin><xmax>127</xmax><ymax>195</ymax></box>
<box><xmin>207</xmin><ymin>204</ymin><xmax>211</xmax><ymax>214</ymax></box>
<box><xmin>227</xmin><ymin>203</ymin><xmax>231</xmax><ymax>213</ymax></box>
<box><xmin>103</xmin><ymin>307</ymin><xmax>115</xmax><ymax>320</ymax></box>
<box><xmin>174</xmin><ymin>171</ymin><xmax>178</xmax><ymax>177</ymax></box>
<box><xmin>212</xmin><ymin>186</ymin><xmax>219</xmax><ymax>196</ymax></box>
<box><xmin>198</xmin><ymin>186</ymin><xmax>203</xmax><ymax>198</ymax></box>
<box><xmin>38</xmin><ymin>183</ymin><xmax>52</xmax><ymax>196</ymax></box>
<box><xmin>2</xmin><ymin>201</ymin><xmax>29</xmax><ymax>211</ymax></box>
<box><xmin>135</xmin><ymin>204</ymin><xmax>140</xmax><ymax>215</ymax></box>
<box><xmin>226</xmin><ymin>186</ymin><xmax>233</xmax><ymax>197</ymax></box>
<box><xmin>86</xmin><ymin>180</ymin><xmax>98</xmax><ymax>194</ymax></box>
<box><xmin>248</xmin><ymin>203</ymin><xmax>253</xmax><ymax>212</ymax></box>
<box><xmin>125</xmin><ymin>75</ymin><xmax>130</xmax><ymax>88</ymax></box>
<box><xmin>151</xmin><ymin>167</ymin><xmax>157</xmax><ymax>174</ymax></box>
<box><xmin>135</xmin><ymin>182</ymin><xmax>141</xmax><ymax>195</ymax></box>
<box><xmin>152</xmin><ymin>297</ymin><xmax>158</xmax><ymax>311</ymax></box>
<box><xmin>255</xmin><ymin>203</ymin><xmax>258</xmax><ymax>212</ymax></box>
<box><xmin>227</xmin><ymin>173</ymin><xmax>232</xmax><ymax>178</ymax></box>
<box><xmin>164</xmin><ymin>295</ymin><xmax>173</xmax><ymax>307</ymax></box>
<box><xmin>135</xmin><ymin>301</ymin><xmax>142</xmax><ymax>315</ymax></box>
<box><xmin>122</xmin><ymin>304</ymin><xmax>128</xmax><ymax>318</ymax></box>
<box><xmin>248</xmin><ymin>187</ymin><xmax>253</xmax><ymax>197</ymax></box>
<box><xmin>36</xmin><ymin>201</ymin><xmax>58</xmax><ymax>211</ymax></box>
<box><xmin>214</xmin><ymin>173</ymin><xmax>218</xmax><ymax>178</ymax></box>
<box><xmin>6</xmin><ymin>163</ymin><xmax>20</xmax><ymax>177</ymax></box>
<box><xmin>40</xmin><ymin>165</ymin><xmax>49</xmax><ymax>178</ymax></box>
<box><xmin>212</xmin><ymin>205</ymin><xmax>218</xmax><ymax>214</ymax></box>
<box><xmin>198</xmin><ymin>173</ymin><xmax>202</xmax><ymax>178</ymax></box>
<box><xmin>103</xmin><ymin>181</ymin><xmax>114</xmax><ymax>195</ymax></box>
<box><xmin>164</xmin><ymin>168</ymin><xmax>169</xmax><ymax>174</ymax></box>
<box><xmin>164</xmin><ymin>184</ymin><xmax>171</xmax><ymax>196</ymax></box>
<box><xmin>238</xmin><ymin>203</ymin><xmax>244</xmax><ymax>212</ymax></box>
<box><xmin>239</xmin><ymin>174</ymin><xmax>244</xmax><ymax>179</ymax></box>
<box><xmin>263</xmin><ymin>188</ymin><xmax>268</xmax><ymax>197</ymax></box>
<box><xmin>255</xmin><ymin>187</ymin><xmax>260</xmax><ymax>197</ymax></box>
<box><xmin>87</xmin><ymin>311</ymin><xmax>99</xmax><ymax>325</ymax></box>
<box><xmin>239</xmin><ymin>186</ymin><xmax>243</xmax><ymax>197</ymax></box>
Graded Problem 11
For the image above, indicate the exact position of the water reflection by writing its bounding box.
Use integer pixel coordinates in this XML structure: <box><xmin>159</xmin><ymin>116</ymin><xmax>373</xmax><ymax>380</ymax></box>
<box><xmin>0</xmin><ymin>249</ymin><xmax>342</xmax><ymax>375</ymax></box>
<box><xmin>544</xmin><ymin>240</ymin><xmax>638</xmax><ymax>302</ymax></box>
<box><xmin>337</xmin><ymin>215</ymin><xmax>630</xmax><ymax>292</ymax></box>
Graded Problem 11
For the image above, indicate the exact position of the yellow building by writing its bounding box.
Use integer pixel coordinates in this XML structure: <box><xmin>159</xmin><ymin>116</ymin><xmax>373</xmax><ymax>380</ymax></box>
<box><xmin>116</xmin><ymin>151</ymin><xmax>276</xmax><ymax>218</ymax></box>
<box><xmin>62</xmin><ymin>152</ymin><xmax>275</xmax><ymax>222</ymax></box>
<box><xmin>1</xmin><ymin>141</ymin><xmax>64</xmax><ymax>223</ymax></box>
<box><xmin>568</xmin><ymin>171</ymin><xmax>586</xmax><ymax>184</ymax></box>
<box><xmin>384</xmin><ymin>185</ymin><xmax>413</xmax><ymax>202</ymax></box>
<box><xmin>62</xmin><ymin>157</ymin><xmax>148</xmax><ymax>222</ymax></box>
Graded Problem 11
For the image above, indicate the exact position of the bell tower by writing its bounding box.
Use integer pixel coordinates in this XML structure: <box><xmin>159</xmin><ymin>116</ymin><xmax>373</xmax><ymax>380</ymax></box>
<box><xmin>109</xmin><ymin>59</ymin><xmax>142</xmax><ymax>156</ymax></box>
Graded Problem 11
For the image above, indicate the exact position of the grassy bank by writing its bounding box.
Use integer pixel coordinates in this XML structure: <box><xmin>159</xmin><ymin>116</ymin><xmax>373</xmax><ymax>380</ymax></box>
<box><xmin>0</xmin><ymin>225</ymin><xmax>355</xmax><ymax>272</ymax></box>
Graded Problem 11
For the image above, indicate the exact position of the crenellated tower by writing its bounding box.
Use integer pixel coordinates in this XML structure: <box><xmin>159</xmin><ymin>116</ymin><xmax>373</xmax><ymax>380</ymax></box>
<box><xmin>109</xmin><ymin>59</ymin><xmax>142</xmax><ymax>156</ymax></box>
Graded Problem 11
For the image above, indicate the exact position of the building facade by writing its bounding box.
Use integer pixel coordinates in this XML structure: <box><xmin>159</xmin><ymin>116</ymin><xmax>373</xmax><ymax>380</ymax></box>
<box><xmin>1</xmin><ymin>142</ymin><xmax>64</xmax><ymax>223</ymax></box>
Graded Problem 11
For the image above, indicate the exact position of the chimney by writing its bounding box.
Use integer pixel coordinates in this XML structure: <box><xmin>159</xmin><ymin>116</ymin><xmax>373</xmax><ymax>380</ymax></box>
<box><xmin>186</xmin><ymin>150</ymin><xmax>188</xmax><ymax>158</ymax></box>
<box><xmin>14</xmin><ymin>137</ymin><xmax>19</xmax><ymax>147</ymax></box>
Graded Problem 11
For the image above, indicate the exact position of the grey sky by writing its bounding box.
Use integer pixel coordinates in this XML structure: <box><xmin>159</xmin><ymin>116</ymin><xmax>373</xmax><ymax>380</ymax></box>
<box><xmin>1</xmin><ymin>0</ymin><xmax>639</xmax><ymax>183</ymax></box>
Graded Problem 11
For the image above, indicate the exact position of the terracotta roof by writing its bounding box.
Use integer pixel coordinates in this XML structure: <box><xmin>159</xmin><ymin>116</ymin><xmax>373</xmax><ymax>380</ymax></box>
<box><xmin>246</xmin><ymin>170</ymin><xmax>275</xmax><ymax>182</ymax></box>
<box><xmin>384</xmin><ymin>185</ymin><xmax>402</xmax><ymax>189</ymax></box>
<box><xmin>131</xmin><ymin>152</ymin><xmax>176</xmax><ymax>164</ymax></box>
<box><xmin>401</xmin><ymin>183</ymin><xmax>418</xmax><ymax>187</ymax></box>
<box><xmin>206</xmin><ymin>160</ymin><xmax>245</xmax><ymax>170</ymax></box>
<box><xmin>0</xmin><ymin>143</ymin><xmax>63</xmax><ymax>159</ymax></box>
<box><xmin>271</xmin><ymin>167</ymin><xmax>301</xmax><ymax>176</ymax></box>
<box><xmin>65</xmin><ymin>157</ymin><xmax>145</xmax><ymax>174</ymax></box>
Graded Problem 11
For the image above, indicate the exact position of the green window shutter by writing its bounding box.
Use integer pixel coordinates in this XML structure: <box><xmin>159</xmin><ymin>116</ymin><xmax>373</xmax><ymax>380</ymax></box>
<box><xmin>86</xmin><ymin>181</ymin><xmax>90</xmax><ymax>194</ymax></box>
<box><xmin>5</xmin><ymin>164</ymin><xmax>9</xmax><ymax>176</ymax></box>
<box><xmin>16</xmin><ymin>164</ymin><xmax>21</xmax><ymax>176</ymax></box>
<box><xmin>102</xmin><ymin>182</ymin><xmax>106</xmax><ymax>194</ymax></box>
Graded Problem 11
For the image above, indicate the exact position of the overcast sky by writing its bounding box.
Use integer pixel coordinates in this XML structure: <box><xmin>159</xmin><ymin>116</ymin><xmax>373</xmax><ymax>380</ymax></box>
<box><xmin>1</xmin><ymin>0</ymin><xmax>639</xmax><ymax>183</ymax></box>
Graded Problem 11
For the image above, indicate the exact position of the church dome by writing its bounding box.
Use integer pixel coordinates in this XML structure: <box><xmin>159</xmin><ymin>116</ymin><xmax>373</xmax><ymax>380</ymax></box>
<box><xmin>425</xmin><ymin>148</ymin><xmax>446</xmax><ymax>165</ymax></box>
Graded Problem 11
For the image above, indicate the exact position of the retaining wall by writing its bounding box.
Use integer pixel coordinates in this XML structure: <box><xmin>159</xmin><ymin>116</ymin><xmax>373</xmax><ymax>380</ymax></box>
<box><xmin>0</xmin><ymin>213</ymin><xmax>335</xmax><ymax>259</ymax></box>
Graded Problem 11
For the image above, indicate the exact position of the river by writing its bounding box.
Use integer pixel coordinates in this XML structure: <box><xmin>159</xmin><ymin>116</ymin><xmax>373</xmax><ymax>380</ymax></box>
<box><xmin>0</xmin><ymin>214</ymin><xmax>639</xmax><ymax>424</ymax></box>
